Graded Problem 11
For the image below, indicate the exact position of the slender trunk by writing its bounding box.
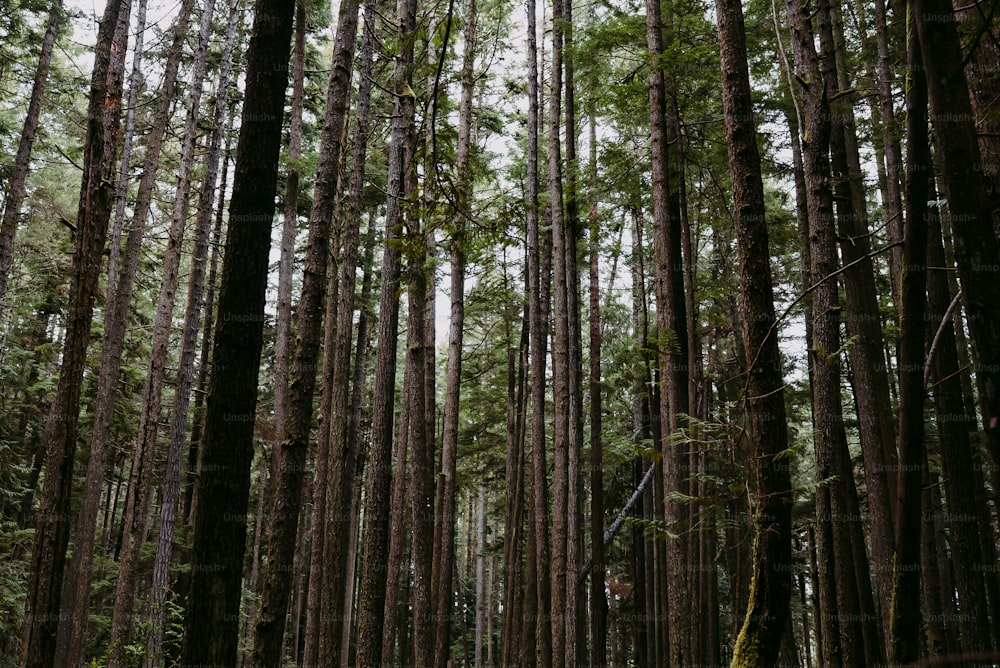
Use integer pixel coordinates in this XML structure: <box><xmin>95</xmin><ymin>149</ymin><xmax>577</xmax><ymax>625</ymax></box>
<box><xmin>144</xmin><ymin>6</ymin><xmax>239</xmax><ymax>664</ymax></box>
<box><xmin>308</xmin><ymin>2</ymin><xmax>376</xmax><ymax>664</ymax></box>
<box><xmin>179</xmin><ymin>0</ymin><xmax>296</xmax><ymax>658</ymax></box>
<box><xmin>872</xmin><ymin>0</ymin><xmax>904</xmax><ymax>293</ymax></box>
<box><xmin>717</xmin><ymin>0</ymin><xmax>793</xmax><ymax>662</ymax></box>
<box><xmin>525</xmin><ymin>0</ymin><xmax>551</xmax><ymax>658</ymax></box>
<box><xmin>475</xmin><ymin>486</ymin><xmax>487</xmax><ymax>667</ymax></box>
<box><xmin>18</xmin><ymin>0</ymin><xmax>130</xmax><ymax>664</ymax></box>
<box><xmin>58</xmin><ymin>0</ymin><xmax>199</xmax><ymax>662</ymax></box>
<box><xmin>0</xmin><ymin>1</ymin><xmax>62</xmax><ymax>311</ymax></box>
<box><xmin>819</xmin><ymin>4</ymin><xmax>892</xmax><ymax>660</ymax></box>
<box><xmin>250</xmin><ymin>0</ymin><xmax>359</xmax><ymax>660</ymax></box>
<box><xmin>914</xmin><ymin>0</ymin><xmax>1000</xmax><ymax>481</ymax></box>
<box><xmin>382</xmin><ymin>379</ymin><xmax>412</xmax><ymax>665</ymax></box>
<box><xmin>588</xmin><ymin>126</ymin><xmax>607</xmax><ymax>668</ymax></box>
<box><xmin>184</xmin><ymin>145</ymin><xmax>228</xmax><ymax>526</ymax></box>
<box><xmin>272</xmin><ymin>0</ymin><xmax>306</xmax><ymax>469</ymax></box>
<box><xmin>353</xmin><ymin>0</ymin><xmax>417</xmax><ymax>656</ymax></box>
<box><xmin>786</xmin><ymin>0</ymin><xmax>867</xmax><ymax>663</ymax></box>
<box><xmin>108</xmin><ymin>0</ymin><xmax>218</xmax><ymax>657</ymax></box>
<box><xmin>889</xmin><ymin>14</ymin><xmax>929</xmax><ymax>663</ymax></box>
<box><xmin>434</xmin><ymin>2</ymin><xmax>474</xmax><ymax>660</ymax></box>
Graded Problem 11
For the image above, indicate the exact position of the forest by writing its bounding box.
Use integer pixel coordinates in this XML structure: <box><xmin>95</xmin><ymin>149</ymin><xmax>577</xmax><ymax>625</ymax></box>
<box><xmin>1</xmin><ymin>0</ymin><xmax>999</xmax><ymax>661</ymax></box>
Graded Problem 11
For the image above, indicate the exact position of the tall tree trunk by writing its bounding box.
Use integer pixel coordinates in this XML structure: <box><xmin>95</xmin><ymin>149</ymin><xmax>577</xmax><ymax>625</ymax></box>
<box><xmin>249</xmin><ymin>0</ymin><xmax>360</xmax><ymax>660</ymax></box>
<box><xmin>475</xmin><ymin>486</ymin><xmax>487</xmax><ymax>667</ymax></box>
<box><xmin>144</xmin><ymin>5</ymin><xmax>239</xmax><ymax>663</ymax></box>
<box><xmin>524</xmin><ymin>0</ymin><xmax>551</xmax><ymax>658</ymax></box>
<box><xmin>0</xmin><ymin>0</ymin><xmax>62</xmax><ymax>312</ymax></box>
<box><xmin>60</xmin><ymin>0</ymin><xmax>198</xmax><ymax>655</ymax></box>
<box><xmin>646</xmin><ymin>0</ymin><xmax>692</xmax><ymax>662</ymax></box>
<box><xmin>914</xmin><ymin>0</ymin><xmax>1000</xmax><ymax>496</ymax></box>
<box><xmin>786</xmin><ymin>0</ymin><xmax>868</xmax><ymax>663</ymax></box>
<box><xmin>272</xmin><ymin>0</ymin><xmax>306</xmax><ymax>476</ymax></box>
<box><xmin>588</xmin><ymin>122</ymin><xmax>607</xmax><ymax>668</ymax></box>
<box><xmin>107</xmin><ymin>0</ymin><xmax>218</xmax><ymax>657</ymax></box>
<box><xmin>889</xmin><ymin>15</ymin><xmax>929</xmax><ymax>664</ymax></box>
<box><xmin>353</xmin><ymin>0</ymin><xmax>417</xmax><ymax>657</ymax></box>
<box><xmin>54</xmin><ymin>0</ymin><xmax>146</xmax><ymax>662</ymax></box>
<box><xmin>819</xmin><ymin>6</ymin><xmax>895</xmax><ymax>653</ymax></box>
<box><xmin>407</xmin><ymin>204</ymin><xmax>435</xmax><ymax>668</ymax></box>
<box><xmin>716</xmin><ymin>0</ymin><xmax>793</xmax><ymax>662</ymax></box>
<box><xmin>179</xmin><ymin>0</ymin><xmax>296</xmax><ymax>658</ymax></box>
<box><xmin>18</xmin><ymin>0</ymin><xmax>130</xmax><ymax>663</ymax></box>
<box><xmin>304</xmin><ymin>2</ymin><xmax>375</xmax><ymax>664</ymax></box>
<box><xmin>872</xmin><ymin>0</ymin><xmax>905</xmax><ymax>292</ymax></box>
<box><xmin>184</xmin><ymin>144</ymin><xmax>228</xmax><ymax>526</ymax></box>
<box><xmin>433</xmin><ymin>1</ymin><xmax>475</xmax><ymax>661</ymax></box>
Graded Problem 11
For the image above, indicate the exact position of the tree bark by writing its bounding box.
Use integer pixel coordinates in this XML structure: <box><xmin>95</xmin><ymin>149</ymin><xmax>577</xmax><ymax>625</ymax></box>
<box><xmin>353</xmin><ymin>0</ymin><xmax>416</xmax><ymax>657</ymax></box>
<box><xmin>54</xmin><ymin>0</ymin><xmax>145</xmax><ymax>661</ymax></box>
<box><xmin>716</xmin><ymin>0</ymin><xmax>794</xmax><ymax>662</ymax></box>
<box><xmin>179</xmin><ymin>0</ymin><xmax>295</xmax><ymax>659</ymax></box>
<box><xmin>249</xmin><ymin>0</ymin><xmax>360</xmax><ymax>660</ymax></box>
<box><xmin>914</xmin><ymin>0</ymin><xmax>1000</xmax><ymax>502</ymax></box>
<box><xmin>433</xmin><ymin>1</ymin><xmax>475</xmax><ymax>662</ymax></box>
<box><xmin>144</xmin><ymin>5</ymin><xmax>239</xmax><ymax>664</ymax></box>
<box><xmin>18</xmin><ymin>0</ymin><xmax>130</xmax><ymax>663</ymax></box>
<box><xmin>889</xmin><ymin>15</ymin><xmax>929</xmax><ymax>664</ymax></box>
<box><xmin>107</xmin><ymin>0</ymin><xmax>218</xmax><ymax>659</ymax></box>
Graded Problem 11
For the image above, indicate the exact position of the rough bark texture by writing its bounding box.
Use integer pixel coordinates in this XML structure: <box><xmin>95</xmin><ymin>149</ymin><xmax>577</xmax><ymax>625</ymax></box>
<box><xmin>353</xmin><ymin>0</ymin><xmax>416</xmax><ymax>656</ymax></box>
<box><xmin>145</xmin><ymin>6</ymin><xmax>239</xmax><ymax>664</ymax></box>
<box><xmin>107</xmin><ymin>0</ymin><xmax>217</xmax><ymax>659</ymax></box>
<box><xmin>786</xmin><ymin>0</ymin><xmax>869</xmax><ymax>663</ymax></box>
<box><xmin>914</xmin><ymin>0</ymin><xmax>1000</xmax><ymax>504</ymax></box>
<box><xmin>18</xmin><ymin>0</ymin><xmax>130</xmax><ymax>663</ymax></box>
<box><xmin>889</xmin><ymin>18</ymin><xmax>929</xmax><ymax>664</ymax></box>
<box><xmin>178</xmin><ymin>0</ymin><xmax>295</xmax><ymax>659</ymax></box>
<box><xmin>54</xmin><ymin>0</ymin><xmax>145</xmax><ymax>661</ymax></box>
<box><xmin>717</xmin><ymin>0</ymin><xmax>793</xmax><ymax>663</ymax></box>
<box><xmin>818</xmin><ymin>7</ymin><xmax>895</xmax><ymax>652</ymax></box>
<box><xmin>250</xmin><ymin>0</ymin><xmax>359</xmax><ymax>661</ymax></box>
<box><xmin>433</xmin><ymin>2</ymin><xmax>474</xmax><ymax>662</ymax></box>
<box><xmin>305</xmin><ymin>2</ymin><xmax>375</xmax><ymax>665</ymax></box>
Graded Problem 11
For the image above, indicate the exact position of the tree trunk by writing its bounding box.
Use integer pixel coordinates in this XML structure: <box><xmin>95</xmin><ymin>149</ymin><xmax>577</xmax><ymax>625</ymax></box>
<box><xmin>144</xmin><ymin>5</ymin><xmax>239</xmax><ymax>663</ymax></box>
<box><xmin>588</xmin><ymin>121</ymin><xmax>607</xmax><ymax>668</ymax></box>
<box><xmin>107</xmin><ymin>0</ymin><xmax>218</xmax><ymax>657</ymax></box>
<box><xmin>914</xmin><ymin>0</ymin><xmax>1000</xmax><ymax>484</ymax></box>
<box><xmin>17</xmin><ymin>0</ymin><xmax>130</xmax><ymax>664</ymax></box>
<box><xmin>179</xmin><ymin>0</ymin><xmax>296</xmax><ymax>659</ymax></box>
<box><xmin>0</xmin><ymin>0</ymin><xmax>62</xmax><ymax>312</ymax></box>
<box><xmin>786</xmin><ymin>0</ymin><xmax>868</xmax><ymax>663</ymax></box>
<box><xmin>818</xmin><ymin>6</ymin><xmax>896</xmax><ymax>653</ymax></box>
<box><xmin>353</xmin><ymin>0</ymin><xmax>416</xmax><ymax>657</ymax></box>
<box><xmin>184</xmin><ymin>144</ymin><xmax>229</xmax><ymax>526</ymax></box>
<box><xmin>433</xmin><ymin>1</ymin><xmax>474</xmax><ymax>661</ymax></box>
<box><xmin>272</xmin><ymin>0</ymin><xmax>305</xmax><ymax>478</ymax></box>
<box><xmin>54</xmin><ymin>0</ymin><xmax>146</xmax><ymax>661</ymax></box>
<box><xmin>889</xmin><ymin>15</ymin><xmax>929</xmax><ymax>664</ymax></box>
<box><xmin>524</xmin><ymin>0</ymin><xmax>551</xmax><ymax>658</ymax></box>
<box><xmin>59</xmin><ymin>0</ymin><xmax>198</xmax><ymax>655</ymax></box>
<box><xmin>717</xmin><ymin>0</ymin><xmax>794</xmax><ymax>662</ymax></box>
<box><xmin>249</xmin><ymin>0</ymin><xmax>360</xmax><ymax>660</ymax></box>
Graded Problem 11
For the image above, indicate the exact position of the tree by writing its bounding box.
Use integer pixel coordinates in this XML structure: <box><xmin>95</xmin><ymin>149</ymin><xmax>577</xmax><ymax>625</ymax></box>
<box><xmin>0</xmin><ymin>0</ymin><xmax>62</xmax><ymax>313</ymax></box>
<box><xmin>353</xmin><ymin>0</ymin><xmax>417</xmax><ymax>658</ymax></box>
<box><xmin>889</xmin><ymin>13</ymin><xmax>929</xmax><ymax>663</ymax></box>
<box><xmin>18</xmin><ymin>0</ymin><xmax>131</xmax><ymax>663</ymax></box>
<box><xmin>249</xmin><ymin>0</ymin><xmax>360</xmax><ymax>660</ymax></box>
<box><xmin>716</xmin><ymin>0</ymin><xmax>793</xmax><ymax>663</ymax></box>
<box><xmin>179</xmin><ymin>0</ymin><xmax>296</xmax><ymax>659</ymax></box>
